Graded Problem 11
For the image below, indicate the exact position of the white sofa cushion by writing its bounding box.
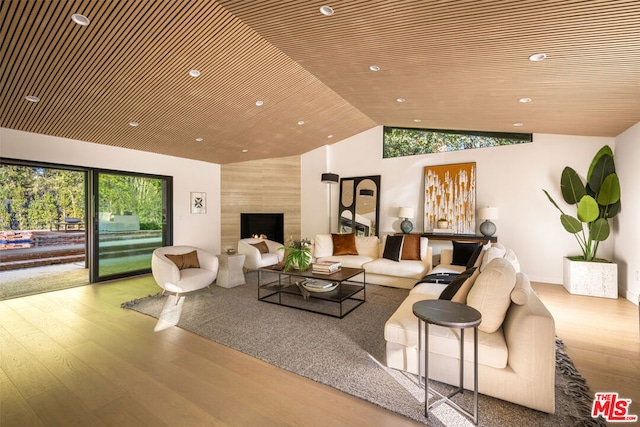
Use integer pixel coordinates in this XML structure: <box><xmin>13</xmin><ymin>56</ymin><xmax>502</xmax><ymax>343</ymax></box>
<box><xmin>410</xmin><ymin>282</ymin><xmax>448</xmax><ymax>297</ymax></box>
<box><xmin>365</xmin><ymin>258</ymin><xmax>429</xmax><ymax>279</ymax></box>
<box><xmin>467</xmin><ymin>258</ymin><xmax>516</xmax><ymax>333</ymax></box>
<box><xmin>384</xmin><ymin>293</ymin><xmax>508</xmax><ymax>368</ymax></box>
<box><xmin>314</xmin><ymin>234</ymin><xmax>334</xmax><ymax>258</ymax></box>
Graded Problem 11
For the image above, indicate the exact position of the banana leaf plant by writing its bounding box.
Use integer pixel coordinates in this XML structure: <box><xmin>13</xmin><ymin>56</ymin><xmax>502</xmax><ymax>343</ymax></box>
<box><xmin>543</xmin><ymin>145</ymin><xmax>621</xmax><ymax>262</ymax></box>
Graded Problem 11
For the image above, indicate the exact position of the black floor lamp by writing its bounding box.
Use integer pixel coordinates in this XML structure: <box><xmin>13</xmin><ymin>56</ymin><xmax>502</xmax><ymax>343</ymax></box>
<box><xmin>321</xmin><ymin>173</ymin><xmax>339</xmax><ymax>232</ymax></box>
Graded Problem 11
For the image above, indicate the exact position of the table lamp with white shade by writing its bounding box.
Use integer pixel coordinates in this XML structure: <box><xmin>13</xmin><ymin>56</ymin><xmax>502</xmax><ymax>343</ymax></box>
<box><xmin>478</xmin><ymin>207</ymin><xmax>499</xmax><ymax>237</ymax></box>
<box><xmin>398</xmin><ymin>207</ymin><xmax>415</xmax><ymax>233</ymax></box>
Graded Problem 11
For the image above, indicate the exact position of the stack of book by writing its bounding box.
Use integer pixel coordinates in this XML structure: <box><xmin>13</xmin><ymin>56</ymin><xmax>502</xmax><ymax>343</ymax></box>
<box><xmin>312</xmin><ymin>260</ymin><xmax>342</xmax><ymax>275</ymax></box>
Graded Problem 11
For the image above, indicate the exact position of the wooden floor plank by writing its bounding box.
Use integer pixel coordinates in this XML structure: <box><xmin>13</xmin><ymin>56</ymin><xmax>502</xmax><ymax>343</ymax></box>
<box><xmin>0</xmin><ymin>371</ymin><xmax>45</xmax><ymax>427</ymax></box>
<box><xmin>27</xmin><ymin>386</ymin><xmax>107</xmax><ymax>427</ymax></box>
<box><xmin>13</xmin><ymin>331</ymin><xmax>122</xmax><ymax>411</ymax></box>
<box><xmin>67</xmin><ymin>340</ymin><xmax>226</xmax><ymax>426</ymax></box>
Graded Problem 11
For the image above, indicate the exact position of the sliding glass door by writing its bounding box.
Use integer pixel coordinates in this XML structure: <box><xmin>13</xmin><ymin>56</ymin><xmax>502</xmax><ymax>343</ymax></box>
<box><xmin>91</xmin><ymin>170</ymin><xmax>172</xmax><ymax>282</ymax></box>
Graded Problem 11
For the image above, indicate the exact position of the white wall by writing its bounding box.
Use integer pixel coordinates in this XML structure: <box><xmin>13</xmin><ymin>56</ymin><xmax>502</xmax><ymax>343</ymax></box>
<box><xmin>301</xmin><ymin>126</ymin><xmax>616</xmax><ymax>285</ymax></box>
<box><xmin>0</xmin><ymin>128</ymin><xmax>221</xmax><ymax>254</ymax></box>
<box><xmin>614</xmin><ymin>121</ymin><xmax>640</xmax><ymax>305</ymax></box>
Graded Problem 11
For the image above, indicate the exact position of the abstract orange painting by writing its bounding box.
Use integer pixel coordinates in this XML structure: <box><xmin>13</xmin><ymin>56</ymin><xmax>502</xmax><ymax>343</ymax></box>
<box><xmin>423</xmin><ymin>162</ymin><xmax>476</xmax><ymax>234</ymax></box>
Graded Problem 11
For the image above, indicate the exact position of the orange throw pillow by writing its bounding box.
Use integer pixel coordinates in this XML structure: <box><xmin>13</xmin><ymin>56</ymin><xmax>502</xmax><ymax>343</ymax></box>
<box><xmin>332</xmin><ymin>233</ymin><xmax>358</xmax><ymax>256</ymax></box>
<box><xmin>396</xmin><ymin>234</ymin><xmax>421</xmax><ymax>260</ymax></box>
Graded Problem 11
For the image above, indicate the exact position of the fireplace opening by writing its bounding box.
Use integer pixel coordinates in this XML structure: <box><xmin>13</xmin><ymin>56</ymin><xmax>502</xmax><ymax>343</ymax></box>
<box><xmin>240</xmin><ymin>213</ymin><xmax>284</xmax><ymax>244</ymax></box>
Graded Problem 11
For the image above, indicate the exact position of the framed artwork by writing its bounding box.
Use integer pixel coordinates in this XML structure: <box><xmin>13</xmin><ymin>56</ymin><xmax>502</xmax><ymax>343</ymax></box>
<box><xmin>190</xmin><ymin>192</ymin><xmax>206</xmax><ymax>214</ymax></box>
<box><xmin>423</xmin><ymin>162</ymin><xmax>476</xmax><ymax>234</ymax></box>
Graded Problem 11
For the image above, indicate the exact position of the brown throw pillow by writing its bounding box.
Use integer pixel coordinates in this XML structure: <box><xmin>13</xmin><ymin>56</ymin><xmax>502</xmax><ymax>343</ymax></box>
<box><xmin>332</xmin><ymin>233</ymin><xmax>358</xmax><ymax>256</ymax></box>
<box><xmin>165</xmin><ymin>250</ymin><xmax>200</xmax><ymax>270</ymax></box>
<box><xmin>250</xmin><ymin>241</ymin><xmax>269</xmax><ymax>254</ymax></box>
<box><xmin>396</xmin><ymin>234</ymin><xmax>421</xmax><ymax>260</ymax></box>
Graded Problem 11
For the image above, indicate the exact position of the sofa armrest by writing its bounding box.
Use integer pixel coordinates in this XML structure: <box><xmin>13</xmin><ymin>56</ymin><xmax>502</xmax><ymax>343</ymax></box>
<box><xmin>238</xmin><ymin>240</ymin><xmax>262</xmax><ymax>270</ymax></box>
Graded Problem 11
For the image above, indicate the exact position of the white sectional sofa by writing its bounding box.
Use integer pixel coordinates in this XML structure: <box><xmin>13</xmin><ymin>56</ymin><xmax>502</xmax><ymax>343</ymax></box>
<box><xmin>312</xmin><ymin>233</ymin><xmax>433</xmax><ymax>289</ymax></box>
<box><xmin>384</xmin><ymin>246</ymin><xmax>557</xmax><ymax>413</ymax></box>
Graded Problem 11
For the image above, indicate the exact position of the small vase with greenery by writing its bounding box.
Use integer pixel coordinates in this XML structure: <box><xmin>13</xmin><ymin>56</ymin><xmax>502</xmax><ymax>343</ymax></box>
<box><xmin>543</xmin><ymin>145</ymin><xmax>621</xmax><ymax>262</ymax></box>
<box><xmin>282</xmin><ymin>237</ymin><xmax>312</xmax><ymax>271</ymax></box>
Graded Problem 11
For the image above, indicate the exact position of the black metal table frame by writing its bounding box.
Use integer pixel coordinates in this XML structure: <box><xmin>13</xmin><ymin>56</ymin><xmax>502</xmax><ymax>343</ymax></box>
<box><xmin>415</xmin><ymin>301</ymin><xmax>481</xmax><ymax>425</ymax></box>
<box><xmin>257</xmin><ymin>268</ymin><xmax>366</xmax><ymax>318</ymax></box>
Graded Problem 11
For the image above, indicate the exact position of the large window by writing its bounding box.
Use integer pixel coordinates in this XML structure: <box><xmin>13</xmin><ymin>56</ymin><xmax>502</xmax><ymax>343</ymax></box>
<box><xmin>383</xmin><ymin>126</ymin><xmax>532</xmax><ymax>158</ymax></box>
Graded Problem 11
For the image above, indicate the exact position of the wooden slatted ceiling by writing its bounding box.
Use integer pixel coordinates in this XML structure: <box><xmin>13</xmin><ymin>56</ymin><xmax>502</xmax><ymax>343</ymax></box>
<box><xmin>1</xmin><ymin>1</ymin><xmax>639</xmax><ymax>164</ymax></box>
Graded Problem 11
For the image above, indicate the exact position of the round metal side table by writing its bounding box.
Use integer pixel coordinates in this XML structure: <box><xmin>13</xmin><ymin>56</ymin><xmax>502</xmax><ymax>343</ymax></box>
<box><xmin>413</xmin><ymin>299</ymin><xmax>482</xmax><ymax>425</ymax></box>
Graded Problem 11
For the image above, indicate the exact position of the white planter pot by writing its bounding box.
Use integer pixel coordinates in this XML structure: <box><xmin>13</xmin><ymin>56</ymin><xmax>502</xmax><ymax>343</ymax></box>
<box><xmin>563</xmin><ymin>257</ymin><xmax>618</xmax><ymax>299</ymax></box>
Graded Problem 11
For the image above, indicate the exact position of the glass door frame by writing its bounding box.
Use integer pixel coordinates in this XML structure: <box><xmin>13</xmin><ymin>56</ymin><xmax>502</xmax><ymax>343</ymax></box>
<box><xmin>89</xmin><ymin>168</ymin><xmax>173</xmax><ymax>283</ymax></box>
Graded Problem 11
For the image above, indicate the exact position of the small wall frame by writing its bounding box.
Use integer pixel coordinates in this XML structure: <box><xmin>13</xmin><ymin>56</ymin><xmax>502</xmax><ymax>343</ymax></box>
<box><xmin>190</xmin><ymin>192</ymin><xmax>206</xmax><ymax>214</ymax></box>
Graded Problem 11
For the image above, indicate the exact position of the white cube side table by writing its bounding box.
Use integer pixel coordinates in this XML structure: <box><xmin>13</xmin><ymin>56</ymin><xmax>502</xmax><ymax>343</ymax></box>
<box><xmin>216</xmin><ymin>254</ymin><xmax>246</xmax><ymax>288</ymax></box>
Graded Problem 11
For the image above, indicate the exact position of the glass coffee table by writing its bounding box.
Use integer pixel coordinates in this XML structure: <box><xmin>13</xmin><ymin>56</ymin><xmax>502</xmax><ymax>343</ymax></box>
<box><xmin>256</xmin><ymin>266</ymin><xmax>366</xmax><ymax>318</ymax></box>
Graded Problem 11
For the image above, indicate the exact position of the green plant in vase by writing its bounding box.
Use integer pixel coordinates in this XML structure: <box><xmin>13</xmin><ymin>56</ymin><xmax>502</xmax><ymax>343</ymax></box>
<box><xmin>543</xmin><ymin>145</ymin><xmax>621</xmax><ymax>262</ymax></box>
<box><xmin>282</xmin><ymin>237</ymin><xmax>312</xmax><ymax>271</ymax></box>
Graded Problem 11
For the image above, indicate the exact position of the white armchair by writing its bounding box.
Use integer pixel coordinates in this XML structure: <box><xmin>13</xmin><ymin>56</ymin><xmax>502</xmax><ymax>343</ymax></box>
<box><xmin>151</xmin><ymin>246</ymin><xmax>219</xmax><ymax>298</ymax></box>
<box><xmin>237</xmin><ymin>238</ymin><xmax>285</xmax><ymax>270</ymax></box>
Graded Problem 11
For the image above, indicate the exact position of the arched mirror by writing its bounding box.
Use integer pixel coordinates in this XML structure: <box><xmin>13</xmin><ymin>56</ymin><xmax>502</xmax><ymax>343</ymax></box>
<box><xmin>339</xmin><ymin>175</ymin><xmax>380</xmax><ymax>236</ymax></box>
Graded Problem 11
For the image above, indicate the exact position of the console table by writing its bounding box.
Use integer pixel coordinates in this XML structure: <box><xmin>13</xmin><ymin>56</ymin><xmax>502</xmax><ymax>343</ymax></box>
<box><xmin>422</xmin><ymin>233</ymin><xmax>497</xmax><ymax>244</ymax></box>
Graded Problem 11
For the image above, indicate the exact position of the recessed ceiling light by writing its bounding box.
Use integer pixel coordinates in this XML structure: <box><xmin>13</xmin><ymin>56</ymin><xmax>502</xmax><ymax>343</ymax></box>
<box><xmin>319</xmin><ymin>6</ymin><xmax>334</xmax><ymax>16</ymax></box>
<box><xmin>369</xmin><ymin>65</ymin><xmax>380</xmax><ymax>71</ymax></box>
<box><xmin>189</xmin><ymin>69</ymin><xmax>200</xmax><ymax>77</ymax></box>
<box><xmin>195</xmin><ymin>137</ymin><xmax>203</xmax><ymax>142</ymax></box>
<box><xmin>327</xmin><ymin>135</ymin><xmax>334</xmax><ymax>139</ymax></box>
<box><xmin>242</xmin><ymin>149</ymin><xmax>249</xmax><ymax>153</ymax></box>
<box><xmin>513</xmin><ymin>122</ymin><xmax>524</xmax><ymax>127</ymax></box>
<box><xmin>413</xmin><ymin>119</ymin><xmax>422</xmax><ymax>123</ymax></box>
<box><xmin>297</xmin><ymin>120</ymin><xmax>305</xmax><ymax>125</ymax></box>
<box><xmin>396</xmin><ymin>98</ymin><xmax>406</xmax><ymax>103</ymax></box>
<box><xmin>25</xmin><ymin>95</ymin><xmax>40</xmax><ymax>103</ymax></box>
<box><xmin>255</xmin><ymin>100</ymin><xmax>264</xmax><ymax>106</ymax></box>
<box><xmin>71</xmin><ymin>13</ymin><xmax>90</xmax><ymax>26</ymax></box>
<box><xmin>129</xmin><ymin>121</ymin><xmax>139</xmax><ymax>127</ymax></box>
<box><xmin>529</xmin><ymin>53</ymin><xmax>547</xmax><ymax>62</ymax></box>
<box><xmin>519</xmin><ymin>97</ymin><xmax>532</xmax><ymax>103</ymax></box>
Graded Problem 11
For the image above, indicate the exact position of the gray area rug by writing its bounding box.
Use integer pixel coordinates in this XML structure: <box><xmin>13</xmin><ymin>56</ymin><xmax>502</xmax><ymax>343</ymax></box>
<box><xmin>122</xmin><ymin>271</ymin><xmax>605</xmax><ymax>426</ymax></box>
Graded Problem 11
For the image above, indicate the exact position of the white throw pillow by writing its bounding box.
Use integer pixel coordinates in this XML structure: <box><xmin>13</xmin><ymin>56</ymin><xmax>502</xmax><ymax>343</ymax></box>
<box><xmin>480</xmin><ymin>244</ymin><xmax>507</xmax><ymax>272</ymax></box>
<box><xmin>313</xmin><ymin>234</ymin><xmax>333</xmax><ymax>258</ymax></box>
<box><xmin>504</xmin><ymin>248</ymin><xmax>521</xmax><ymax>273</ymax></box>
<box><xmin>467</xmin><ymin>258</ymin><xmax>516</xmax><ymax>333</ymax></box>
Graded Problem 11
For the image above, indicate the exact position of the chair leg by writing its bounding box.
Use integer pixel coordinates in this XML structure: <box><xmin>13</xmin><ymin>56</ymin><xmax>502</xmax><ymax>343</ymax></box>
<box><xmin>161</xmin><ymin>289</ymin><xmax>166</xmax><ymax>297</ymax></box>
<box><xmin>207</xmin><ymin>285</ymin><xmax>213</xmax><ymax>293</ymax></box>
<box><xmin>174</xmin><ymin>293</ymin><xmax>180</xmax><ymax>305</ymax></box>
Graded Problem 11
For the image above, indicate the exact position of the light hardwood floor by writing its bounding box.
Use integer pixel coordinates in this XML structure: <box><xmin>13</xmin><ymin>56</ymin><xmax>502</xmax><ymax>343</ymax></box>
<box><xmin>1</xmin><ymin>277</ymin><xmax>638</xmax><ymax>426</ymax></box>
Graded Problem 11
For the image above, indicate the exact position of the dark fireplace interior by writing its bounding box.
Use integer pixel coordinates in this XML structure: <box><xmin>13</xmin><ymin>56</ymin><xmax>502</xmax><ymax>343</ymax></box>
<box><xmin>240</xmin><ymin>213</ymin><xmax>284</xmax><ymax>243</ymax></box>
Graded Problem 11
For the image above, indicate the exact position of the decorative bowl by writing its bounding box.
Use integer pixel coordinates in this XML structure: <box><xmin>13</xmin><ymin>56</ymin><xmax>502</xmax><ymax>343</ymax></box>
<box><xmin>226</xmin><ymin>249</ymin><xmax>237</xmax><ymax>255</ymax></box>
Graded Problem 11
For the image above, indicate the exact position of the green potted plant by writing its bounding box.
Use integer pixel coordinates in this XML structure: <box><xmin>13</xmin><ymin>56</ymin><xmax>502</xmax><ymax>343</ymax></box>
<box><xmin>543</xmin><ymin>145</ymin><xmax>621</xmax><ymax>297</ymax></box>
<box><xmin>282</xmin><ymin>237</ymin><xmax>312</xmax><ymax>272</ymax></box>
